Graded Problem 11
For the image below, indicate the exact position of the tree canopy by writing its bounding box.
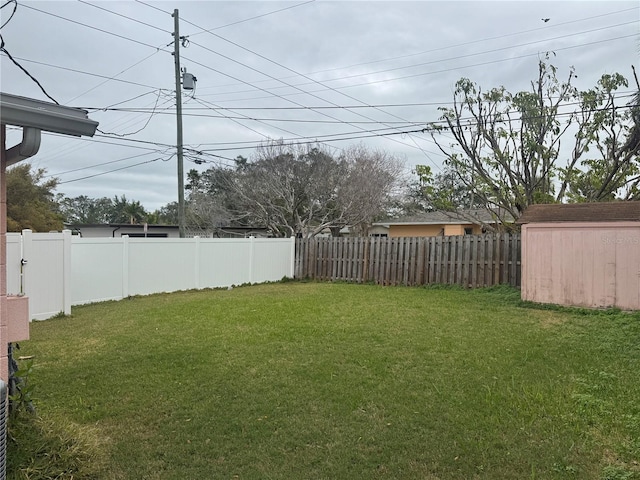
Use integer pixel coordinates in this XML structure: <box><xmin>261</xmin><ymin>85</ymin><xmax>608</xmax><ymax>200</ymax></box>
<box><xmin>186</xmin><ymin>142</ymin><xmax>404</xmax><ymax>237</ymax></box>
<box><xmin>428</xmin><ymin>56</ymin><xmax>640</xmax><ymax>225</ymax></box>
<box><xmin>7</xmin><ymin>164</ymin><xmax>63</xmax><ymax>232</ymax></box>
<box><xmin>59</xmin><ymin>194</ymin><xmax>151</xmax><ymax>225</ymax></box>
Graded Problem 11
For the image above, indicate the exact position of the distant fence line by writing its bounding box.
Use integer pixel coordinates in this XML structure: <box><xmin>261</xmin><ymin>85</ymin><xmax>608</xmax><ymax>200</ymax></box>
<box><xmin>295</xmin><ymin>234</ymin><xmax>521</xmax><ymax>288</ymax></box>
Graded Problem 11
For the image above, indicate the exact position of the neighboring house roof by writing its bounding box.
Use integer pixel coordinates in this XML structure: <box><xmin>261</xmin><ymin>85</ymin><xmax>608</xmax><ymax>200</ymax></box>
<box><xmin>66</xmin><ymin>223</ymin><xmax>178</xmax><ymax>229</ymax></box>
<box><xmin>374</xmin><ymin>209</ymin><xmax>507</xmax><ymax>227</ymax></box>
<box><xmin>517</xmin><ymin>202</ymin><xmax>640</xmax><ymax>224</ymax></box>
<box><xmin>66</xmin><ymin>223</ymin><xmax>180</xmax><ymax>238</ymax></box>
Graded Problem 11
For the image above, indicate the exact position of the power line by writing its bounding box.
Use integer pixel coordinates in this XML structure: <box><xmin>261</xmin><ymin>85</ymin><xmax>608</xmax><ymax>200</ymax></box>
<box><xmin>190</xmin><ymin>0</ymin><xmax>316</xmax><ymax>35</ymax></box>
<box><xmin>192</xmin><ymin>102</ymin><xmax>640</xmax><ymax>153</ymax></box>
<box><xmin>64</xmin><ymin>50</ymin><xmax>165</xmax><ymax>104</ymax></box>
<box><xmin>40</xmin><ymin>97</ymin><xmax>637</xmax><ymax>172</ymax></box>
<box><xmin>182</xmin><ymin>19</ymin><xmax>448</xmax><ymax>168</ymax></box>
<box><xmin>190</xmin><ymin>95</ymin><xmax>306</xmax><ymax>143</ymax></box>
<box><xmin>88</xmin><ymin>89</ymin><xmax>164</xmax><ymax>111</ymax></box>
<box><xmin>46</xmin><ymin>151</ymin><xmax>160</xmax><ymax>177</ymax></box>
<box><xmin>0</xmin><ymin>38</ymin><xmax>59</xmax><ymax>104</ymax></box>
<box><xmin>58</xmin><ymin>156</ymin><xmax>169</xmax><ymax>184</ymax></box>
<box><xmin>88</xmin><ymin>92</ymin><xmax>637</xmax><ymax>112</ymax></box>
<box><xmin>108</xmin><ymin>110</ymin><xmax>428</xmax><ymax>125</ymax></box>
<box><xmin>38</xmin><ymin>99</ymin><xmax>640</xmax><ymax>181</ymax></box>
<box><xmin>33</xmin><ymin>94</ymin><xmax>173</xmax><ymax>165</ymax></box>
<box><xmin>77</xmin><ymin>0</ymin><xmax>170</xmax><ymax>34</ymax></box>
<box><xmin>0</xmin><ymin>53</ymin><xmax>165</xmax><ymax>92</ymax></box>
<box><xmin>179</xmin><ymin>39</ymin><xmax>442</xmax><ymax>161</ymax></box>
<box><xmin>196</xmin><ymin>6</ymin><xmax>638</xmax><ymax>92</ymax></box>
<box><xmin>0</xmin><ymin>0</ymin><xmax>17</xmax><ymax>29</ymax></box>
<box><xmin>96</xmin><ymin>90</ymin><xmax>168</xmax><ymax>137</ymax></box>
<box><xmin>0</xmin><ymin>0</ymin><xmax>60</xmax><ymax>104</ymax></box>
<box><xmin>196</xmin><ymin>33</ymin><xmax>638</xmax><ymax>105</ymax></box>
<box><xmin>272</xmin><ymin>22</ymin><xmax>638</xmax><ymax>89</ymax></box>
<box><xmin>20</xmin><ymin>3</ymin><xmax>166</xmax><ymax>51</ymax></box>
<box><xmin>134</xmin><ymin>0</ymin><xmax>317</xmax><ymax>36</ymax></box>
<box><xmin>42</xmin><ymin>130</ymin><xmax>174</xmax><ymax>152</ymax></box>
<box><xmin>124</xmin><ymin>7</ymin><xmax>433</xmax><ymax>163</ymax></box>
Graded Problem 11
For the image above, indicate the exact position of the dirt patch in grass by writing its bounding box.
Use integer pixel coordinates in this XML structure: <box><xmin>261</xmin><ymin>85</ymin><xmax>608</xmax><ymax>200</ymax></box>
<box><xmin>531</xmin><ymin>309</ymin><xmax>572</xmax><ymax>328</ymax></box>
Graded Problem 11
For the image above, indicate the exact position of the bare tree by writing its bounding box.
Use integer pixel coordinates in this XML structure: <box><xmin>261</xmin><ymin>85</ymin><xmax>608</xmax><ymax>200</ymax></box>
<box><xmin>225</xmin><ymin>141</ymin><xmax>404</xmax><ymax>237</ymax></box>
<box><xmin>333</xmin><ymin>144</ymin><xmax>405</xmax><ymax>235</ymax></box>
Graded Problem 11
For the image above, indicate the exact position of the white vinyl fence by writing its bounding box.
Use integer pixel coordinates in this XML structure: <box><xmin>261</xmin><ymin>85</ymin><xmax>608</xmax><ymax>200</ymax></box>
<box><xmin>8</xmin><ymin>230</ymin><xmax>295</xmax><ymax>320</ymax></box>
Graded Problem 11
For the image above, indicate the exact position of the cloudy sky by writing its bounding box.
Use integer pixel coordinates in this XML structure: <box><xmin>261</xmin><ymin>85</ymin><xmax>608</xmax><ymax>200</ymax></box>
<box><xmin>1</xmin><ymin>1</ymin><xmax>638</xmax><ymax>211</ymax></box>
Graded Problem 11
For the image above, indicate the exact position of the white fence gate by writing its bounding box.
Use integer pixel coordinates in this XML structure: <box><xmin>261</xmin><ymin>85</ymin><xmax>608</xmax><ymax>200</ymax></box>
<box><xmin>8</xmin><ymin>230</ymin><xmax>295</xmax><ymax>320</ymax></box>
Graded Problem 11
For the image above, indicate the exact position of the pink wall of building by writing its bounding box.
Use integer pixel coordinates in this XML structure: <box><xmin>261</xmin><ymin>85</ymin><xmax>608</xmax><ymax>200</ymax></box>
<box><xmin>521</xmin><ymin>222</ymin><xmax>640</xmax><ymax>310</ymax></box>
<box><xmin>1</xmin><ymin>126</ymin><xmax>7</xmax><ymax>382</ymax></box>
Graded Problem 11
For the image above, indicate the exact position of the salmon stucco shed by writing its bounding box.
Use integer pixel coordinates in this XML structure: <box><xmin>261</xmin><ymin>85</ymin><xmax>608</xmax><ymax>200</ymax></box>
<box><xmin>518</xmin><ymin>202</ymin><xmax>640</xmax><ymax>310</ymax></box>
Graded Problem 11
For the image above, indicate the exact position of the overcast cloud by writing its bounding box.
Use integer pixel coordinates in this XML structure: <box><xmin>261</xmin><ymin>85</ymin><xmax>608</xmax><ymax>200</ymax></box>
<box><xmin>1</xmin><ymin>0</ymin><xmax>638</xmax><ymax>211</ymax></box>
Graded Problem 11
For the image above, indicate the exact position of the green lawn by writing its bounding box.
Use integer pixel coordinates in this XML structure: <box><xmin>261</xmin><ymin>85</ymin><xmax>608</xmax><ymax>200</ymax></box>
<box><xmin>8</xmin><ymin>282</ymin><xmax>640</xmax><ymax>479</ymax></box>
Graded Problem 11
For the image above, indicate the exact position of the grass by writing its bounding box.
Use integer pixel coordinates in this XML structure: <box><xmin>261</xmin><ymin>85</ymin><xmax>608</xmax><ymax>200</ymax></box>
<box><xmin>8</xmin><ymin>282</ymin><xmax>640</xmax><ymax>479</ymax></box>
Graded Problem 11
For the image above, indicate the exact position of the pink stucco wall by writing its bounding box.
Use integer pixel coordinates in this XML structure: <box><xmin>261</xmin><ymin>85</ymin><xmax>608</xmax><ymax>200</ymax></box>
<box><xmin>521</xmin><ymin>222</ymin><xmax>640</xmax><ymax>310</ymax></box>
<box><xmin>1</xmin><ymin>125</ymin><xmax>7</xmax><ymax>382</ymax></box>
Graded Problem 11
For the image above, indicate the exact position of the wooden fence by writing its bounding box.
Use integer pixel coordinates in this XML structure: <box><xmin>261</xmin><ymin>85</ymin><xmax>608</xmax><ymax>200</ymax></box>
<box><xmin>295</xmin><ymin>234</ymin><xmax>521</xmax><ymax>288</ymax></box>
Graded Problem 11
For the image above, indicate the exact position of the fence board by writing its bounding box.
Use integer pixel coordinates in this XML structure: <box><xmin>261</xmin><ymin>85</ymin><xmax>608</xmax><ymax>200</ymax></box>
<box><xmin>427</xmin><ymin>238</ymin><xmax>435</xmax><ymax>284</ymax></box>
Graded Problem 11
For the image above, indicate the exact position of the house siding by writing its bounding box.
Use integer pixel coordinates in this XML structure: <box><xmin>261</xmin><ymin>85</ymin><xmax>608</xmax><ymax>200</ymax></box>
<box><xmin>389</xmin><ymin>223</ymin><xmax>481</xmax><ymax>238</ymax></box>
<box><xmin>390</xmin><ymin>224</ymin><xmax>444</xmax><ymax>237</ymax></box>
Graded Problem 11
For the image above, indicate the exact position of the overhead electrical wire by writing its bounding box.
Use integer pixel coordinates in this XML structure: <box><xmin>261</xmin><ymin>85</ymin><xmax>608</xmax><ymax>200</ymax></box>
<box><xmin>0</xmin><ymin>0</ymin><xmax>17</xmax><ymax>29</ymax></box>
<box><xmin>89</xmin><ymin>89</ymin><xmax>166</xmax><ymax>111</ymax></box>
<box><xmin>9</xmin><ymin>2</ymin><xmax>635</xmax><ymax>185</ymax></box>
<box><xmin>38</xmin><ymin>97</ymin><xmax>639</xmax><ymax>183</ymax></box>
<box><xmin>191</xmin><ymin>102</ymin><xmax>640</xmax><ymax>152</ymax></box>
<box><xmin>0</xmin><ymin>35</ymin><xmax>60</xmax><ymax>103</ymax></box>
<box><xmin>200</xmin><ymin>6</ymin><xmax>638</xmax><ymax>92</ymax></box>
<box><xmin>0</xmin><ymin>0</ymin><xmax>60</xmax><ymax>103</ymax></box>
<box><xmin>88</xmin><ymin>91</ymin><xmax>637</xmax><ymax>112</ymax></box>
<box><xmin>178</xmin><ymin>23</ymin><xmax>626</xmax><ymax>172</ymax></box>
<box><xmin>64</xmin><ymin>50</ymin><xmax>165</xmax><ymax>105</ymax></box>
<box><xmin>0</xmin><ymin>53</ymin><xmax>165</xmax><ymax>91</ymax></box>
<box><xmin>41</xmin><ymin>130</ymin><xmax>173</xmax><ymax>153</ymax></box>
<box><xmin>77</xmin><ymin>0</ymin><xmax>170</xmax><ymax>34</ymax></box>
<box><xmin>187</xmin><ymin>0</ymin><xmax>316</xmax><ymax>36</ymax></box>
<box><xmin>45</xmin><ymin>150</ymin><xmax>163</xmax><ymax>178</ymax></box>
<box><xmin>87</xmin><ymin>100</ymin><xmax>640</xmax><ymax>153</ymax></box>
<box><xmin>96</xmin><ymin>90</ymin><xmax>169</xmax><ymax>137</ymax></box>
<box><xmin>178</xmin><ymin>38</ymin><xmax>443</xmax><ymax>163</ymax></box>
<box><xmin>236</xmin><ymin>22</ymin><xmax>639</xmax><ymax>91</ymax></box>
<box><xmin>20</xmin><ymin>3</ymin><xmax>169</xmax><ymax>51</ymax></box>
<box><xmin>97</xmin><ymin>93</ymin><xmax>637</xmax><ymax>124</ymax></box>
<box><xmin>181</xmin><ymin>17</ymin><xmax>458</xmax><ymax>169</ymax></box>
<box><xmin>195</xmin><ymin>32</ymin><xmax>637</xmax><ymax>104</ymax></box>
<box><xmin>133</xmin><ymin>0</ymin><xmax>317</xmax><ymax>35</ymax></box>
<box><xmin>190</xmin><ymin>95</ymin><xmax>309</xmax><ymax>143</ymax></box>
<box><xmin>8</xmin><ymin>3</ymin><xmax>632</xmax><ymax>113</ymax></box>
<box><xmin>7</xmin><ymin>2</ymin><xmax>348</xmax><ymax>165</ymax></box>
<box><xmin>58</xmin><ymin>156</ymin><xmax>170</xmax><ymax>184</ymax></box>
<box><xmin>100</xmin><ymin>110</ymin><xmax>428</xmax><ymax>125</ymax></box>
<box><xmin>131</xmin><ymin>0</ymin><xmax>435</xmax><ymax>161</ymax></box>
<box><xmin>33</xmin><ymin>93</ymin><xmax>173</xmax><ymax>164</ymax></box>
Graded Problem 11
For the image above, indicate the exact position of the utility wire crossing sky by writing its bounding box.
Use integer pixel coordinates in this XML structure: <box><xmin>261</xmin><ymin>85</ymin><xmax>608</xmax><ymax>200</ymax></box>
<box><xmin>1</xmin><ymin>0</ymin><xmax>637</xmax><ymax>210</ymax></box>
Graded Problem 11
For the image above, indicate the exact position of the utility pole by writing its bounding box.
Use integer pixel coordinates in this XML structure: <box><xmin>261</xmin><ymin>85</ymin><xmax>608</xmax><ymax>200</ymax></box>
<box><xmin>172</xmin><ymin>9</ymin><xmax>185</xmax><ymax>238</ymax></box>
